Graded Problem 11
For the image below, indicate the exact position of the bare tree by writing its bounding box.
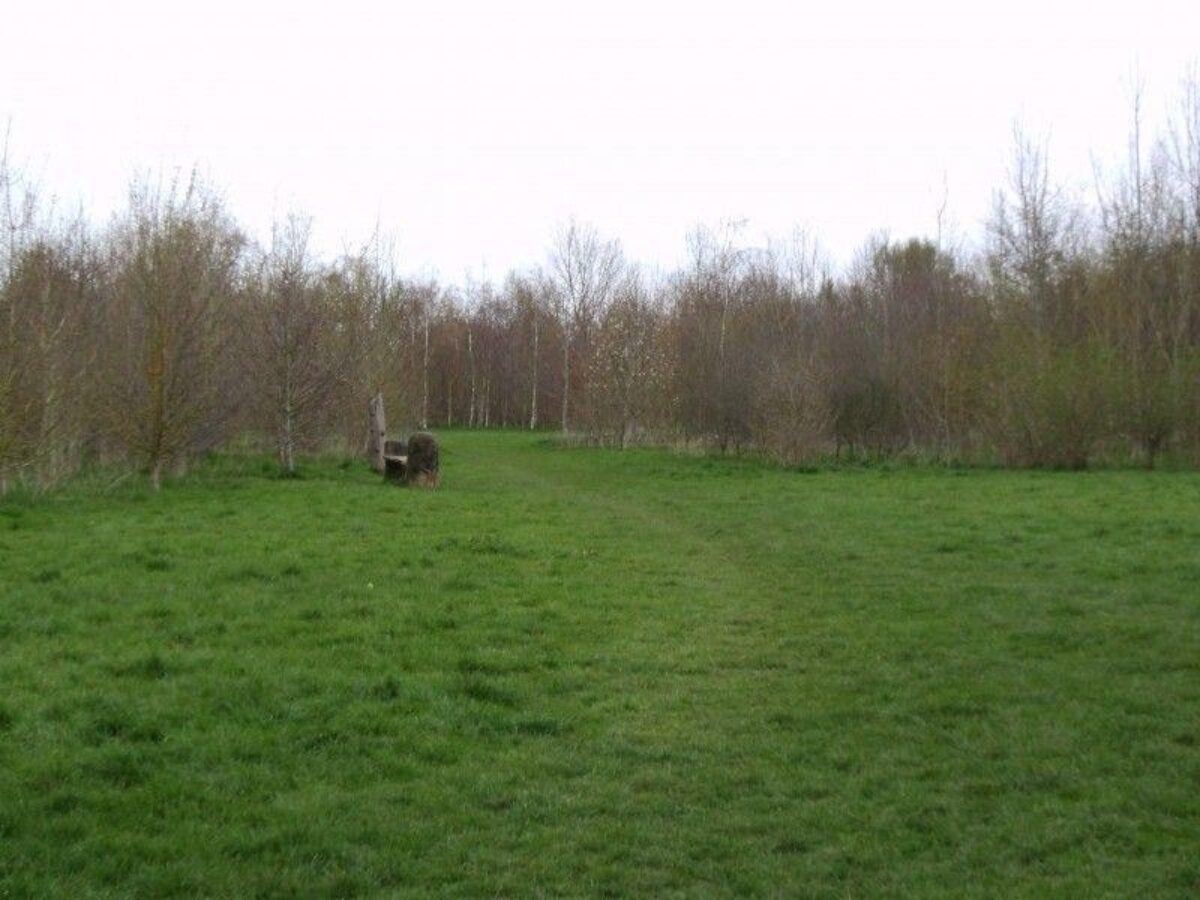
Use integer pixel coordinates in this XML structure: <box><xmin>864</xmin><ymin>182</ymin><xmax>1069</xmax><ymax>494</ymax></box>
<box><xmin>1169</xmin><ymin>68</ymin><xmax>1200</xmax><ymax>238</ymax></box>
<box><xmin>0</xmin><ymin>127</ymin><xmax>39</xmax><ymax>493</ymax></box>
<box><xmin>587</xmin><ymin>269</ymin><xmax>665</xmax><ymax>446</ymax></box>
<box><xmin>246</xmin><ymin>214</ymin><xmax>336</xmax><ymax>474</ymax></box>
<box><xmin>104</xmin><ymin>173</ymin><xmax>243</xmax><ymax>489</ymax></box>
<box><xmin>675</xmin><ymin>220</ymin><xmax>751</xmax><ymax>450</ymax></box>
<box><xmin>547</xmin><ymin>219</ymin><xmax>623</xmax><ymax>433</ymax></box>
<box><xmin>988</xmin><ymin>126</ymin><xmax>1077</xmax><ymax>330</ymax></box>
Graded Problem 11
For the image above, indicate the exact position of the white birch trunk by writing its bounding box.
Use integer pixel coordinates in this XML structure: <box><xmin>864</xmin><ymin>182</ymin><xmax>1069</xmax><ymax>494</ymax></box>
<box><xmin>467</xmin><ymin>328</ymin><xmax>476</xmax><ymax>427</ymax></box>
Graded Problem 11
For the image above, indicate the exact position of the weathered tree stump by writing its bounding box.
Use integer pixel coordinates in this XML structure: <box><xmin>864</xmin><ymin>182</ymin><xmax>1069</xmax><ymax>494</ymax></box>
<box><xmin>367</xmin><ymin>393</ymin><xmax>387</xmax><ymax>474</ymax></box>
<box><xmin>405</xmin><ymin>432</ymin><xmax>440</xmax><ymax>487</ymax></box>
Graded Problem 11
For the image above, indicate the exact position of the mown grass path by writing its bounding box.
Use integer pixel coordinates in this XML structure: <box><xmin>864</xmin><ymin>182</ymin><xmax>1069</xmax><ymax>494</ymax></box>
<box><xmin>1</xmin><ymin>431</ymin><xmax>1198</xmax><ymax>897</ymax></box>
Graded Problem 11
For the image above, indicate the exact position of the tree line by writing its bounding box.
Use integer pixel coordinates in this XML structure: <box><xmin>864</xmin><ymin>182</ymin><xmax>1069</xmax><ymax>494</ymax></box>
<box><xmin>3</xmin><ymin>81</ymin><xmax>1200</xmax><ymax>492</ymax></box>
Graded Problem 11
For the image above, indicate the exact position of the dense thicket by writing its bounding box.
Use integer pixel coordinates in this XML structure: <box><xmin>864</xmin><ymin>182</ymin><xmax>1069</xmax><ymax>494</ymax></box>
<box><xmin>3</xmin><ymin>84</ymin><xmax>1200</xmax><ymax>491</ymax></box>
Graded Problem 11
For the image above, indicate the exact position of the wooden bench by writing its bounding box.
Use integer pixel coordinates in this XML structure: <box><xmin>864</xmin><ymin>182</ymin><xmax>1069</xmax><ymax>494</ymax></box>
<box><xmin>369</xmin><ymin>396</ymin><xmax>439</xmax><ymax>487</ymax></box>
<box><xmin>383</xmin><ymin>441</ymin><xmax>408</xmax><ymax>482</ymax></box>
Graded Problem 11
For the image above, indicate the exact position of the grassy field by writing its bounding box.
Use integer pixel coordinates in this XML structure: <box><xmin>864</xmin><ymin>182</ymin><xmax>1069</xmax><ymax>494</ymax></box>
<box><xmin>1</xmin><ymin>431</ymin><xmax>1198</xmax><ymax>898</ymax></box>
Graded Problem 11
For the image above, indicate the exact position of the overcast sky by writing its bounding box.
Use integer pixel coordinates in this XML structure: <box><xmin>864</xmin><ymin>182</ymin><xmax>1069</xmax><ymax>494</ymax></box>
<box><xmin>3</xmin><ymin>1</ymin><xmax>1197</xmax><ymax>280</ymax></box>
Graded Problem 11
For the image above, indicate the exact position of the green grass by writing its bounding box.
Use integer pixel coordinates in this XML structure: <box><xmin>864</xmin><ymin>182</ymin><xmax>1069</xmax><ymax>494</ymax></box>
<box><xmin>1</xmin><ymin>431</ymin><xmax>1198</xmax><ymax>898</ymax></box>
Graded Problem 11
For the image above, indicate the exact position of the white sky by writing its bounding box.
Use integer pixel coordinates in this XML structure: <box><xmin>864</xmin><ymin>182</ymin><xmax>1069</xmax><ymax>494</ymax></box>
<box><xmin>2</xmin><ymin>1</ymin><xmax>1197</xmax><ymax>280</ymax></box>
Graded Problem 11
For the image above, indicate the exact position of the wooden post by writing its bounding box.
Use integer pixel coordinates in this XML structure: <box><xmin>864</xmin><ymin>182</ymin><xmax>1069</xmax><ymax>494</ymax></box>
<box><xmin>368</xmin><ymin>393</ymin><xmax>387</xmax><ymax>473</ymax></box>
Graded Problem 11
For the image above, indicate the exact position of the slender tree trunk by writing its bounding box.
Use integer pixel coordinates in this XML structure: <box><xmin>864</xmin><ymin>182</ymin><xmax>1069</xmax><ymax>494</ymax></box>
<box><xmin>282</xmin><ymin>404</ymin><xmax>295</xmax><ymax>474</ymax></box>
<box><xmin>561</xmin><ymin>322</ymin><xmax>570</xmax><ymax>432</ymax></box>
<box><xmin>421</xmin><ymin>315</ymin><xmax>429</xmax><ymax>430</ymax></box>
<box><xmin>717</xmin><ymin>290</ymin><xmax>729</xmax><ymax>450</ymax></box>
<box><xmin>530</xmin><ymin>314</ymin><xmax>539</xmax><ymax>429</ymax></box>
<box><xmin>147</xmin><ymin>305</ymin><xmax>167</xmax><ymax>490</ymax></box>
<box><xmin>282</xmin><ymin>354</ymin><xmax>296</xmax><ymax>473</ymax></box>
<box><xmin>39</xmin><ymin>356</ymin><xmax>60</xmax><ymax>486</ymax></box>
<box><xmin>467</xmin><ymin>328</ymin><xmax>476</xmax><ymax>427</ymax></box>
<box><xmin>35</xmin><ymin>274</ymin><xmax>67</xmax><ymax>486</ymax></box>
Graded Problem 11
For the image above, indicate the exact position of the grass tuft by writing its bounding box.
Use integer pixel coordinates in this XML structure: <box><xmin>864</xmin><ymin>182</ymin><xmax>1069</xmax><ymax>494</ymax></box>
<box><xmin>458</xmin><ymin>674</ymin><xmax>519</xmax><ymax>707</ymax></box>
<box><xmin>114</xmin><ymin>653</ymin><xmax>170</xmax><ymax>680</ymax></box>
